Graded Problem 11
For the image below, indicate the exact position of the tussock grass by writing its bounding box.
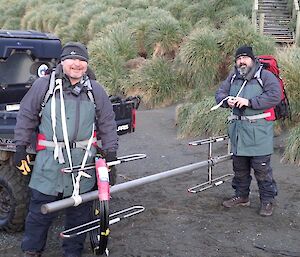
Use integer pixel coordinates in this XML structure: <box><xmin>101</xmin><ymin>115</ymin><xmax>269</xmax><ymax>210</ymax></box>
<box><xmin>176</xmin><ymin>27</ymin><xmax>222</xmax><ymax>97</ymax></box>
<box><xmin>87</xmin><ymin>9</ymin><xmax>122</xmax><ymax>41</ymax></box>
<box><xmin>176</xmin><ymin>97</ymin><xmax>229</xmax><ymax>138</ymax></box>
<box><xmin>20</xmin><ymin>10</ymin><xmax>37</xmax><ymax>30</ymax></box>
<box><xmin>213</xmin><ymin>0</ymin><xmax>252</xmax><ymax>22</ymax></box>
<box><xmin>219</xmin><ymin>15</ymin><xmax>275</xmax><ymax>61</ymax></box>
<box><xmin>128</xmin><ymin>0</ymin><xmax>151</xmax><ymax>9</ymax></box>
<box><xmin>88</xmin><ymin>22</ymin><xmax>137</xmax><ymax>94</ymax></box>
<box><xmin>102</xmin><ymin>23</ymin><xmax>137</xmax><ymax>60</ymax></box>
<box><xmin>132</xmin><ymin>7</ymin><xmax>182</xmax><ymax>57</ymax></box>
<box><xmin>165</xmin><ymin>0</ymin><xmax>190</xmax><ymax>20</ymax></box>
<box><xmin>146</xmin><ymin>16</ymin><xmax>183</xmax><ymax>56</ymax></box>
<box><xmin>2</xmin><ymin>18</ymin><xmax>22</xmax><ymax>30</ymax></box>
<box><xmin>277</xmin><ymin>47</ymin><xmax>300</xmax><ymax>121</ymax></box>
<box><xmin>89</xmin><ymin>37</ymin><xmax>126</xmax><ymax>95</ymax></box>
<box><xmin>181</xmin><ymin>0</ymin><xmax>251</xmax><ymax>28</ymax></box>
<box><xmin>61</xmin><ymin>15</ymin><xmax>93</xmax><ymax>44</ymax></box>
<box><xmin>0</xmin><ymin>0</ymin><xmax>26</xmax><ymax>28</ymax></box>
<box><xmin>124</xmin><ymin>58</ymin><xmax>178</xmax><ymax>108</ymax></box>
<box><xmin>57</xmin><ymin>5</ymin><xmax>130</xmax><ymax>44</ymax></box>
<box><xmin>181</xmin><ymin>2</ymin><xmax>215</xmax><ymax>26</ymax></box>
<box><xmin>276</xmin><ymin>47</ymin><xmax>300</xmax><ymax>166</ymax></box>
<box><xmin>282</xmin><ymin>125</ymin><xmax>300</xmax><ymax>166</ymax></box>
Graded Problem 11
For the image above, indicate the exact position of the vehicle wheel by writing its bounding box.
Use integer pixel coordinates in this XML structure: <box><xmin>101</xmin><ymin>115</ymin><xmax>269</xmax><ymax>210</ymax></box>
<box><xmin>0</xmin><ymin>163</ymin><xmax>30</xmax><ymax>232</ymax></box>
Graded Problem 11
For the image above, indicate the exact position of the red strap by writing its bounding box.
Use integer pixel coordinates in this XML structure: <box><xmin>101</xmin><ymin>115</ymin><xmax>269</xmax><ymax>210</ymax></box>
<box><xmin>264</xmin><ymin>108</ymin><xmax>275</xmax><ymax>121</ymax></box>
<box><xmin>36</xmin><ymin>133</ymin><xmax>46</xmax><ymax>151</ymax></box>
<box><xmin>92</xmin><ymin>131</ymin><xmax>98</xmax><ymax>146</ymax></box>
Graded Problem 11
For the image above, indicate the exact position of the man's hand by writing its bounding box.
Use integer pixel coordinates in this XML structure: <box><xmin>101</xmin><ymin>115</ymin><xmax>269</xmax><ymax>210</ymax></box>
<box><xmin>227</xmin><ymin>96</ymin><xmax>249</xmax><ymax>109</ymax></box>
<box><xmin>14</xmin><ymin>145</ymin><xmax>31</xmax><ymax>175</ymax></box>
<box><xmin>227</xmin><ymin>96</ymin><xmax>236</xmax><ymax>108</ymax></box>
<box><xmin>104</xmin><ymin>151</ymin><xmax>118</xmax><ymax>186</ymax></box>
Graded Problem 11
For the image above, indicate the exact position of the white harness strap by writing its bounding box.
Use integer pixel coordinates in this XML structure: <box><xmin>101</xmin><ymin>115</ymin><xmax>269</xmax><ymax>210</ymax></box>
<box><xmin>50</xmin><ymin>77</ymin><xmax>96</xmax><ymax>206</ymax></box>
<box><xmin>211</xmin><ymin>80</ymin><xmax>248</xmax><ymax>111</ymax></box>
<box><xmin>71</xmin><ymin>123</ymin><xmax>95</xmax><ymax>206</ymax></box>
<box><xmin>235</xmin><ymin>80</ymin><xmax>247</xmax><ymax>97</ymax></box>
<box><xmin>228</xmin><ymin>112</ymin><xmax>271</xmax><ymax>121</ymax></box>
<box><xmin>51</xmin><ymin>80</ymin><xmax>66</xmax><ymax>164</ymax></box>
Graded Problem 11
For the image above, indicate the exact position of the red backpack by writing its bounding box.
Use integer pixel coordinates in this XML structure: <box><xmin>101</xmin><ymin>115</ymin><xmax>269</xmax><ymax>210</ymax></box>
<box><xmin>257</xmin><ymin>55</ymin><xmax>290</xmax><ymax>121</ymax></box>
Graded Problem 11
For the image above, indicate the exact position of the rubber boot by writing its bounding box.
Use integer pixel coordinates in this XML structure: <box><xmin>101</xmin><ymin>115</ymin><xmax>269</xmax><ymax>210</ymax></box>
<box><xmin>23</xmin><ymin>251</ymin><xmax>42</xmax><ymax>257</ymax></box>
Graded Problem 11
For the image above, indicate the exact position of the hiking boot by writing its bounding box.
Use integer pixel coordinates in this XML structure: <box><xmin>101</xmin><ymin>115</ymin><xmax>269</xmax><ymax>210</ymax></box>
<box><xmin>259</xmin><ymin>202</ymin><xmax>274</xmax><ymax>217</ymax></box>
<box><xmin>23</xmin><ymin>251</ymin><xmax>42</xmax><ymax>257</ymax></box>
<box><xmin>222</xmin><ymin>196</ymin><xmax>250</xmax><ymax>208</ymax></box>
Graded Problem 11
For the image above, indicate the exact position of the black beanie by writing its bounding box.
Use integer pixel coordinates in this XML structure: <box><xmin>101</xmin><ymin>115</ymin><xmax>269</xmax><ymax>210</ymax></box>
<box><xmin>235</xmin><ymin>45</ymin><xmax>255</xmax><ymax>60</ymax></box>
<box><xmin>60</xmin><ymin>42</ymin><xmax>89</xmax><ymax>62</ymax></box>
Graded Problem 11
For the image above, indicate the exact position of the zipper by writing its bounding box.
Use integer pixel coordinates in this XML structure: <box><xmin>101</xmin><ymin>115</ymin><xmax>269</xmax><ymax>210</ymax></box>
<box><xmin>72</xmin><ymin>93</ymin><xmax>81</xmax><ymax>142</ymax></box>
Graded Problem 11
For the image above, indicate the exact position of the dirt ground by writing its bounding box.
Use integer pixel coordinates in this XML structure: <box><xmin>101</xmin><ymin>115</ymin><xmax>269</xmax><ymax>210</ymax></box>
<box><xmin>0</xmin><ymin>106</ymin><xmax>299</xmax><ymax>257</ymax></box>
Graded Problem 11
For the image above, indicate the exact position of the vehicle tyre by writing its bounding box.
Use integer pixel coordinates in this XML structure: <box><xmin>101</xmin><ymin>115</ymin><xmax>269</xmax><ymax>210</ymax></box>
<box><xmin>0</xmin><ymin>162</ymin><xmax>30</xmax><ymax>232</ymax></box>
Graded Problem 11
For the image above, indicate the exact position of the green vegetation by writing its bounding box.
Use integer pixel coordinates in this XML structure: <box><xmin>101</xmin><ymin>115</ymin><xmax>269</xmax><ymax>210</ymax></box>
<box><xmin>1</xmin><ymin>0</ymin><xmax>300</xmax><ymax>165</ymax></box>
<box><xmin>176</xmin><ymin>97</ymin><xmax>229</xmax><ymax>138</ymax></box>
<box><xmin>282</xmin><ymin>125</ymin><xmax>300</xmax><ymax>166</ymax></box>
<box><xmin>124</xmin><ymin>58</ymin><xmax>178</xmax><ymax>108</ymax></box>
<box><xmin>176</xmin><ymin>26</ymin><xmax>222</xmax><ymax>95</ymax></box>
<box><xmin>277</xmin><ymin>47</ymin><xmax>300</xmax><ymax>121</ymax></box>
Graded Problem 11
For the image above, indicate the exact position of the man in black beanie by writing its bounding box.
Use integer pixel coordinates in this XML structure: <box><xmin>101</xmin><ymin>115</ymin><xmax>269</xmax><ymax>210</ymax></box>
<box><xmin>234</xmin><ymin>45</ymin><xmax>255</xmax><ymax>78</ymax></box>
<box><xmin>14</xmin><ymin>42</ymin><xmax>118</xmax><ymax>257</ymax></box>
<box><xmin>60</xmin><ymin>42</ymin><xmax>89</xmax><ymax>62</ymax></box>
<box><xmin>235</xmin><ymin>45</ymin><xmax>255</xmax><ymax>60</ymax></box>
<box><xmin>214</xmin><ymin>45</ymin><xmax>281</xmax><ymax>217</ymax></box>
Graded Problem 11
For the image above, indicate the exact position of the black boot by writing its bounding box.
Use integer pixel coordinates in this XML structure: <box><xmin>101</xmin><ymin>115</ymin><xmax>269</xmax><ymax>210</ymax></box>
<box><xmin>23</xmin><ymin>251</ymin><xmax>42</xmax><ymax>257</ymax></box>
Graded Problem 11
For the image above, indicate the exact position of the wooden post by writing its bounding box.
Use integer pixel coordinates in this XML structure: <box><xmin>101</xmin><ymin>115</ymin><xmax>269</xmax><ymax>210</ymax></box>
<box><xmin>296</xmin><ymin>11</ymin><xmax>300</xmax><ymax>46</ymax></box>
<box><xmin>252</xmin><ymin>0</ymin><xmax>259</xmax><ymax>32</ymax></box>
<box><xmin>259</xmin><ymin>13</ymin><xmax>265</xmax><ymax>35</ymax></box>
<box><xmin>294</xmin><ymin>0</ymin><xmax>300</xmax><ymax>46</ymax></box>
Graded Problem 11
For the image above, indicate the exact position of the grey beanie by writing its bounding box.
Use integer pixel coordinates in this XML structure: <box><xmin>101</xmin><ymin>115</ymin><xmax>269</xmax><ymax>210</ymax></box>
<box><xmin>60</xmin><ymin>42</ymin><xmax>89</xmax><ymax>62</ymax></box>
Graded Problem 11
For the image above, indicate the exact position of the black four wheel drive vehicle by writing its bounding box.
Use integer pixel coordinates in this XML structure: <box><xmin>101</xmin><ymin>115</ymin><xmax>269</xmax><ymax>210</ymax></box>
<box><xmin>0</xmin><ymin>30</ymin><xmax>139</xmax><ymax>232</ymax></box>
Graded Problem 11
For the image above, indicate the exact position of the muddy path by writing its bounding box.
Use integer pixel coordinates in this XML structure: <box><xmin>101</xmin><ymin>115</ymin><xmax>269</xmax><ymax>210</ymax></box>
<box><xmin>0</xmin><ymin>106</ymin><xmax>299</xmax><ymax>257</ymax></box>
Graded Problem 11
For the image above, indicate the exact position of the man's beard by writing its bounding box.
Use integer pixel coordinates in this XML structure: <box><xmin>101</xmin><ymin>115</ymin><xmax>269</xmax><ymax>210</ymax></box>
<box><xmin>237</xmin><ymin>65</ymin><xmax>251</xmax><ymax>77</ymax></box>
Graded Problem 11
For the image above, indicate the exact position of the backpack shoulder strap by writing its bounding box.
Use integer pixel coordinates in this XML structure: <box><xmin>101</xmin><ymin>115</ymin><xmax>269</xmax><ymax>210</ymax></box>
<box><xmin>84</xmin><ymin>78</ymin><xmax>99</xmax><ymax>122</ymax></box>
<box><xmin>230</xmin><ymin>74</ymin><xmax>236</xmax><ymax>84</ymax></box>
<box><xmin>229</xmin><ymin>73</ymin><xmax>247</xmax><ymax>97</ymax></box>
<box><xmin>40</xmin><ymin>72</ymin><xmax>97</xmax><ymax>118</ymax></box>
<box><xmin>39</xmin><ymin>70</ymin><xmax>56</xmax><ymax>116</ymax></box>
<box><xmin>254</xmin><ymin>65</ymin><xmax>264</xmax><ymax>88</ymax></box>
<box><xmin>83</xmin><ymin>76</ymin><xmax>95</xmax><ymax>106</ymax></box>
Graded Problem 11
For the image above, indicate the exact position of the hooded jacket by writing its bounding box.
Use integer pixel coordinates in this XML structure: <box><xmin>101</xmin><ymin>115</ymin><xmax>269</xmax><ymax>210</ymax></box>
<box><xmin>14</xmin><ymin>65</ymin><xmax>118</xmax><ymax>196</ymax></box>
<box><xmin>215</xmin><ymin>60</ymin><xmax>281</xmax><ymax>156</ymax></box>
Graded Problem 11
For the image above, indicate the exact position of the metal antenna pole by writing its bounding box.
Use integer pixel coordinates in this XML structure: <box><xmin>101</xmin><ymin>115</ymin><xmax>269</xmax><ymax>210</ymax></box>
<box><xmin>208</xmin><ymin>137</ymin><xmax>212</xmax><ymax>183</ymax></box>
<box><xmin>187</xmin><ymin>135</ymin><xmax>233</xmax><ymax>193</ymax></box>
<box><xmin>41</xmin><ymin>154</ymin><xmax>232</xmax><ymax>214</ymax></box>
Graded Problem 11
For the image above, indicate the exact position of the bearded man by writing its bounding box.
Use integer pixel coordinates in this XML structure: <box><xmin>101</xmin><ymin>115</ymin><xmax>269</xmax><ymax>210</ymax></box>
<box><xmin>215</xmin><ymin>45</ymin><xmax>281</xmax><ymax>216</ymax></box>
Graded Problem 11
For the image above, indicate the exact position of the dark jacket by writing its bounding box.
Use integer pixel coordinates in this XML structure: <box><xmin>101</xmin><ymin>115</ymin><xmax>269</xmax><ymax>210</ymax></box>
<box><xmin>215</xmin><ymin>60</ymin><xmax>281</xmax><ymax>156</ymax></box>
<box><xmin>14</xmin><ymin>68</ymin><xmax>118</xmax><ymax>196</ymax></box>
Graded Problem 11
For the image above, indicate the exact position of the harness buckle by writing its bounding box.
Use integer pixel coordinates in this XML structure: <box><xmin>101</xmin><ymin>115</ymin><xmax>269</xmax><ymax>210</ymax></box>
<box><xmin>70</xmin><ymin>142</ymin><xmax>77</xmax><ymax>148</ymax></box>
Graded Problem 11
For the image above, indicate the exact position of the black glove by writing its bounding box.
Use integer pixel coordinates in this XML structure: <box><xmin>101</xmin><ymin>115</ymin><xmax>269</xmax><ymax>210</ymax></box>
<box><xmin>109</xmin><ymin>166</ymin><xmax>117</xmax><ymax>186</ymax></box>
<box><xmin>104</xmin><ymin>151</ymin><xmax>117</xmax><ymax>186</ymax></box>
<box><xmin>14</xmin><ymin>145</ymin><xmax>31</xmax><ymax>175</ymax></box>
